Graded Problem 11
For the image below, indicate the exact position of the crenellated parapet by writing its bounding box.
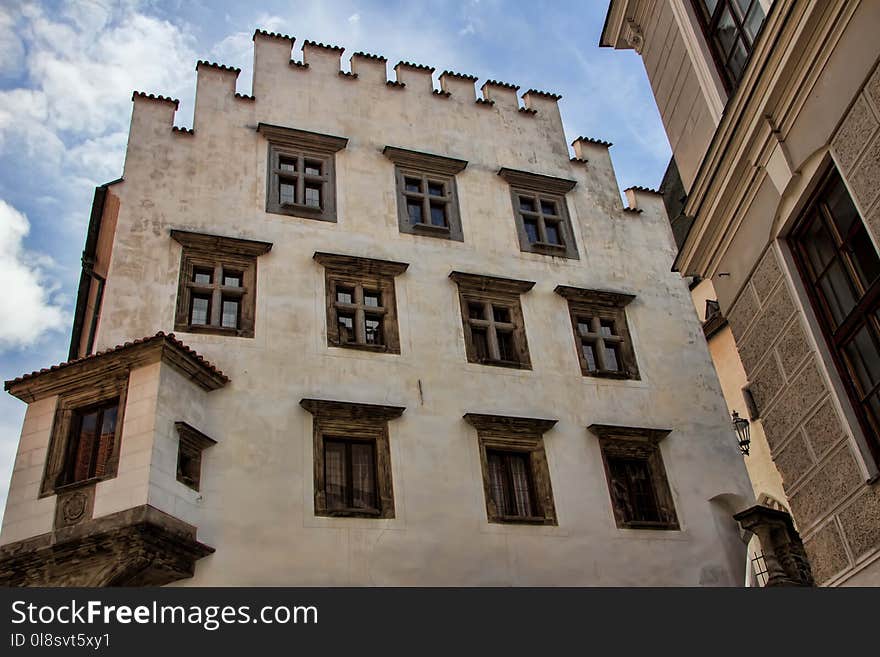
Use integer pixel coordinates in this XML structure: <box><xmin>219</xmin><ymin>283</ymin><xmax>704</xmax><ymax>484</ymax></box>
<box><xmin>124</xmin><ymin>26</ymin><xmax>658</xmax><ymax>201</ymax></box>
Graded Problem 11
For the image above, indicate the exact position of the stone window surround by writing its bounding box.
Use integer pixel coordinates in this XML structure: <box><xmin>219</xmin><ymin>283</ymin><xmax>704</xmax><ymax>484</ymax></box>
<box><xmin>314</xmin><ymin>251</ymin><xmax>409</xmax><ymax>354</ymax></box>
<box><xmin>588</xmin><ymin>424</ymin><xmax>680</xmax><ymax>531</ymax></box>
<box><xmin>41</xmin><ymin>378</ymin><xmax>129</xmax><ymax>498</ymax></box>
<box><xmin>174</xmin><ymin>422</ymin><xmax>217</xmax><ymax>492</ymax></box>
<box><xmin>555</xmin><ymin>285</ymin><xmax>640</xmax><ymax>380</ymax></box>
<box><xmin>498</xmin><ymin>167</ymin><xmax>579</xmax><ymax>260</ymax></box>
<box><xmin>450</xmin><ymin>271</ymin><xmax>535</xmax><ymax>369</ymax></box>
<box><xmin>259</xmin><ymin>122</ymin><xmax>349</xmax><ymax>223</ymax></box>
<box><xmin>172</xmin><ymin>229</ymin><xmax>272</xmax><ymax>339</ymax></box>
<box><xmin>300</xmin><ymin>398</ymin><xmax>404</xmax><ymax>519</ymax></box>
<box><xmin>384</xmin><ymin>145</ymin><xmax>468</xmax><ymax>241</ymax></box>
<box><xmin>464</xmin><ymin>412</ymin><xmax>558</xmax><ymax>526</ymax></box>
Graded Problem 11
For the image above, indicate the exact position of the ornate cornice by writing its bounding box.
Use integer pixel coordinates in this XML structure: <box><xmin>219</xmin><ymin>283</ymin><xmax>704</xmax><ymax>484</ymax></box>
<box><xmin>257</xmin><ymin>123</ymin><xmax>349</xmax><ymax>153</ymax></box>
<box><xmin>383</xmin><ymin>146</ymin><xmax>467</xmax><ymax>175</ymax></box>
<box><xmin>587</xmin><ymin>424</ymin><xmax>672</xmax><ymax>443</ymax></box>
<box><xmin>300</xmin><ymin>398</ymin><xmax>406</xmax><ymax>422</ymax></box>
<box><xmin>171</xmin><ymin>229</ymin><xmax>273</xmax><ymax>257</ymax></box>
<box><xmin>554</xmin><ymin>285</ymin><xmax>635</xmax><ymax>307</ymax></box>
<box><xmin>497</xmin><ymin>167</ymin><xmax>577</xmax><ymax>194</ymax></box>
<box><xmin>313</xmin><ymin>252</ymin><xmax>409</xmax><ymax>277</ymax></box>
<box><xmin>449</xmin><ymin>271</ymin><xmax>536</xmax><ymax>295</ymax></box>
<box><xmin>463</xmin><ymin>413</ymin><xmax>557</xmax><ymax>436</ymax></box>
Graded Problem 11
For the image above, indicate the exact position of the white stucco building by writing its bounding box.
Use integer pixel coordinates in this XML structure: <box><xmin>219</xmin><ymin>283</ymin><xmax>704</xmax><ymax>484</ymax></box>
<box><xmin>0</xmin><ymin>30</ymin><xmax>755</xmax><ymax>586</ymax></box>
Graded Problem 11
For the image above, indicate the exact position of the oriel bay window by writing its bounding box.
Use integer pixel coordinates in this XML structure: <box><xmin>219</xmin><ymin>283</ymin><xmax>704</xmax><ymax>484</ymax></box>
<box><xmin>384</xmin><ymin>146</ymin><xmax>467</xmax><ymax>241</ymax></box>
<box><xmin>315</xmin><ymin>252</ymin><xmax>408</xmax><ymax>353</ymax></box>
<box><xmin>465</xmin><ymin>413</ymin><xmax>558</xmax><ymax>525</ymax></box>
<box><xmin>450</xmin><ymin>271</ymin><xmax>535</xmax><ymax>369</ymax></box>
<box><xmin>498</xmin><ymin>167</ymin><xmax>579</xmax><ymax>259</ymax></box>
<box><xmin>301</xmin><ymin>398</ymin><xmax>404</xmax><ymax>519</ymax></box>
<box><xmin>259</xmin><ymin>123</ymin><xmax>348</xmax><ymax>223</ymax></box>
<box><xmin>790</xmin><ymin>168</ymin><xmax>880</xmax><ymax>463</ymax></box>
<box><xmin>172</xmin><ymin>230</ymin><xmax>273</xmax><ymax>339</ymax></box>
<box><xmin>555</xmin><ymin>285</ymin><xmax>640</xmax><ymax>379</ymax></box>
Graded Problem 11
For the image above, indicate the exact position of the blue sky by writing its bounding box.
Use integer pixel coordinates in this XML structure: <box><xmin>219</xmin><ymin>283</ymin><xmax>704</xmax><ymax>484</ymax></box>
<box><xmin>0</xmin><ymin>0</ymin><xmax>668</xmax><ymax>520</ymax></box>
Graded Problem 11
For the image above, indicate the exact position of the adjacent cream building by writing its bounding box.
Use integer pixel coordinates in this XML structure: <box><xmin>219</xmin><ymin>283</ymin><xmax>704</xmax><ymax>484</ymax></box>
<box><xmin>0</xmin><ymin>30</ymin><xmax>755</xmax><ymax>586</ymax></box>
<box><xmin>602</xmin><ymin>0</ymin><xmax>880</xmax><ymax>585</ymax></box>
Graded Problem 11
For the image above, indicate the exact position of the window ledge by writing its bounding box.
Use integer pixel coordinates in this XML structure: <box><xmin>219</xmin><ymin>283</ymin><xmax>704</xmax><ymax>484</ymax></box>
<box><xmin>477</xmin><ymin>358</ymin><xmax>530</xmax><ymax>370</ymax></box>
<box><xmin>50</xmin><ymin>476</ymin><xmax>106</xmax><ymax>496</ymax></box>
<box><xmin>618</xmin><ymin>521</ymin><xmax>680</xmax><ymax>531</ymax></box>
<box><xmin>267</xmin><ymin>204</ymin><xmax>336</xmax><ymax>222</ymax></box>
<box><xmin>411</xmin><ymin>222</ymin><xmax>451</xmax><ymax>234</ymax></box>
<box><xmin>177</xmin><ymin>324</ymin><xmax>253</xmax><ymax>339</ymax></box>
<box><xmin>584</xmin><ymin>370</ymin><xmax>636</xmax><ymax>381</ymax></box>
<box><xmin>530</xmin><ymin>241</ymin><xmax>566</xmax><ymax>251</ymax></box>
<box><xmin>492</xmin><ymin>515</ymin><xmax>553</xmax><ymax>525</ymax></box>
<box><xmin>317</xmin><ymin>507</ymin><xmax>383</xmax><ymax>518</ymax></box>
<box><xmin>330</xmin><ymin>342</ymin><xmax>394</xmax><ymax>354</ymax></box>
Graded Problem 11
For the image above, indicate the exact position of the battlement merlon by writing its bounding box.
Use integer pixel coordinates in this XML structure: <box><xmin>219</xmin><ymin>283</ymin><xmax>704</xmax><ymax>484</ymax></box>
<box><xmin>130</xmin><ymin>92</ymin><xmax>179</xmax><ymax>135</ymax></box>
<box><xmin>351</xmin><ymin>52</ymin><xmax>388</xmax><ymax>84</ymax></box>
<box><xmin>439</xmin><ymin>71</ymin><xmax>478</xmax><ymax>97</ymax></box>
<box><xmin>394</xmin><ymin>61</ymin><xmax>435</xmax><ymax>93</ymax></box>
<box><xmin>302</xmin><ymin>40</ymin><xmax>345</xmax><ymax>74</ymax></box>
<box><xmin>481</xmin><ymin>80</ymin><xmax>520</xmax><ymax>109</ymax></box>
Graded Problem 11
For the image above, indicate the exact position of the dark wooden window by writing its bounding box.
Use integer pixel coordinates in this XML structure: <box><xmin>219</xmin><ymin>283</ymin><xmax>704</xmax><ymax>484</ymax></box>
<box><xmin>465</xmin><ymin>413</ymin><xmax>558</xmax><ymax>525</ymax></box>
<box><xmin>692</xmin><ymin>0</ymin><xmax>767</xmax><ymax>93</ymax></box>
<box><xmin>175</xmin><ymin>422</ymin><xmax>216</xmax><ymax>492</ymax></box>
<box><xmin>63</xmin><ymin>398</ymin><xmax>119</xmax><ymax>487</ymax></box>
<box><xmin>301</xmin><ymin>398</ymin><xmax>404</xmax><ymax>519</ymax></box>
<box><xmin>486</xmin><ymin>450</ymin><xmax>536</xmax><ymax>518</ymax></box>
<box><xmin>556</xmin><ymin>286</ymin><xmax>640</xmax><ymax>379</ymax></box>
<box><xmin>315</xmin><ymin>252</ymin><xmax>408</xmax><ymax>354</ymax></box>
<box><xmin>590</xmin><ymin>425</ymin><xmax>679</xmax><ymax>530</ymax></box>
<box><xmin>259</xmin><ymin>123</ymin><xmax>348</xmax><ymax>223</ymax></box>
<box><xmin>790</xmin><ymin>168</ymin><xmax>880</xmax><ymax>463</ymax></box>
<box><xmin>451</xmin><ymin>271</ymin><xmax>535</xmax><ymax>369</ymax></box>
<box><xmin>323</xmin><ymin>438</ymin><xmax>378</xmax><ymax>512</ymax></box>
<box><xmin>385</xmin><ymin>146</ymin><xmax>467</xmax><ymax>241</ymax></box>
<box><xmin>498</xmin><ymin>167</ymin><xmax>579</xmax><ymax>259</ymax></box>
<box><xmin>172</xmin><ymin>230</ymin><xmax>272</xmax><ymax>339</ymax></box>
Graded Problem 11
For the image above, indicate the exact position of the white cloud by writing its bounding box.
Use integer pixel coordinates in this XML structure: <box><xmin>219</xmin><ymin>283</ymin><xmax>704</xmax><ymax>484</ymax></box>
<box><xmin>347</xmin><ymin>13</ymin><xmax>360</xmax><ymax>24</ymax></box>
<box><xmin>0</xmin><ymin>200</ymin><xmax>66</xmax><ymax>349</ymax></box>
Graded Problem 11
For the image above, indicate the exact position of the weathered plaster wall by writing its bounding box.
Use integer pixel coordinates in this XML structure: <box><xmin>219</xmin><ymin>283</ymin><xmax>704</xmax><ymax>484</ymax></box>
<box><xmin>4</xmin><ymin>34</ymin><xmax>754</xmax><ymax>585</ymax></box>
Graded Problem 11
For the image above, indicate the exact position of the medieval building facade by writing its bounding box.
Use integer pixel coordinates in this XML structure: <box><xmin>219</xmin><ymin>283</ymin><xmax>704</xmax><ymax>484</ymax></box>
<box><xmin>0</xmin><ymin>30</ymin><xmax>755</xmax><ymax>586</ymax></box>
<box><xmin>602</xmin><ymin>0</ymin><xmax>880</xmax><ymax>585</ymax></box>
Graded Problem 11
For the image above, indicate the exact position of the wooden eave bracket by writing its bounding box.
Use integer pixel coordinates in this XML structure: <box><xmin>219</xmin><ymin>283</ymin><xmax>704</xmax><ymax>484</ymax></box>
<box><xmin>587</xmin><ymin>424</ymin><xmax>672</xmax><ymax>443</ymax></box>
<box><xmin>449</xmin><ymin>271</ymin><xmax>535</xmax><ymax>295</ymax></box>
<box><xmin>171</xmin><ymin>229</ymin><xmax>273</xmax><ymax>257</ymax></box>
<box><xmin>463</xmin><ymin>412</ymin><xmax>558</xmax><ymax>435</ymax></box>
<box><xmin>299</xmin><ymin>398</ymin><xmax>406</xmax><ymax>421</ymax></box>
<box><xmin>257</xmin><ymin>123</ymin><xmax>349</xmax><ymax>154</ymax></box>
<box><xmin>313</xmin><ymin>251</ymin><xmax>409</xmax><ymax>277</ymax></box>
<box><xmin>554</xmin><ymin>285</ymin><xmax>635</xmax><ymax>307</ymax></box>
<box><xmin>497</xmin><ymin>167</ymin><xmax>577</xmax><ymax>194</ymax></box>
<box><xmin>383</xmin><ymin>145</ymin><xmax>468</xmax><ymax>175</ymax></box>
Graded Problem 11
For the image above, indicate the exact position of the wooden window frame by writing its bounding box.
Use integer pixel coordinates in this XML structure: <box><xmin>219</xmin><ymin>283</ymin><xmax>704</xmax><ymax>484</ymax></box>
<box><xmin>41</xmin><ymin>378</ymin><xmax>128</xmax><ymax>497</ymax></box>
<box><xmin>589</xmin><ymin>425</ymin><xmax>679</xmax><ymax>530</ymax></box>
<box><xmin>314</xmin><ymin>252</ymin><xmax>408</xmax><ymax>354</ymax></box>
<box><xmin>384</xmin><ymin>146</ymin><xmax>467</xmax><ymax>241</ymax></box>
<box><xmin>555</xmin><ymin>285</ymin><xmax>640</xmax><ymax>379</ymax></box>
<box><xmin>172</xmin><ymin>230</ymin><xmax>272</xmax><ymax>339</ymax></box>
<box><xmin>174</xmin><ymin>422</ymin><xmax>216</xmax><ymax>492</ymax></box>
<box><xmin>259</xmin><ymin>123</ymin><xmax>348</xmax><ymax>223</ymax></box>
<box><xmin>789</xmin><ymin>167</ymin><xmax>880</xmax><ymax>465</ymax></box>
<box><xmin>691</xmin><ymin>0</ymin><xmax>767</xmax><ymax>94</ymax></box>
<box><xmin>464</xmin><ymin>413</ymin><xmax>558</xmax><ymax>525</ymax></box>
<box><xmin>450</xmin><ymin>271</ymin><xmax>535</xmax><ymax>369</ymax></box>
<box><xmin>300</xmin><ymin>398</ymin><xmax>404</xmax><ymax>519</ymax></box>
<box><xmin>498</xmin><ymin>167</ymin><xmax>579</xmax><ymax>259</ymax></box>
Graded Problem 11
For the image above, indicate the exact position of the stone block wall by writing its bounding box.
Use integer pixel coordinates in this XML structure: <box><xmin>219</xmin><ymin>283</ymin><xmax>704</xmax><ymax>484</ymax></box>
<box><xmin>832</xmin><ymin>61</ymin><xmax>880</xmax><ymax>247</ymax></box>
<box><xmin>727</xmin><ymin>247</ymin><xmax>877</xmax><ymax>584</ymax></box>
